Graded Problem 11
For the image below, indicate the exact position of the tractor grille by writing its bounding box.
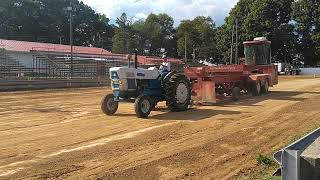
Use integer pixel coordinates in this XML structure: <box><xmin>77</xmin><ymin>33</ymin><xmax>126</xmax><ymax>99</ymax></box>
<box><xmin>112</xmin><ymin>83</ymin><xmax>120</xmax><ymax>89</ymax></box>
<box><xmin>127</xmin><ymin>79</ymin><xmax>136</xmax><ymax>89</ymax></box>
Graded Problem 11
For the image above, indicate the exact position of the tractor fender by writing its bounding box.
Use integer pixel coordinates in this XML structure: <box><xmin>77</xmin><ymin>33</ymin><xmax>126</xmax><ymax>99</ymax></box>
<box><xmin>162</xmin><ymin>71</ymin><xmax>175</xmax><ymax>83</ymax></box>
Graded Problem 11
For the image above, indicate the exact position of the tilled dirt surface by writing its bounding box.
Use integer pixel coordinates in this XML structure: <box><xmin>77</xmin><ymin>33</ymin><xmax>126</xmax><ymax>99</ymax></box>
<box><xmin>1</xmin><ymin>76</ymin><xmax>320</xmax><ymax>180</ymax></box>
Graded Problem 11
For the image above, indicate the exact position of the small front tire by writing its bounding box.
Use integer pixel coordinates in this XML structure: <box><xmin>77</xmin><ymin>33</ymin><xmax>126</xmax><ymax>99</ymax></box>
<box><xmin>135</xmin><ymin>95</ymin><xmax>152</xmax><ymax>118</ymax></box>
<box><xmin>101</xmin><ymin>94</ymin><xmax>118</xmax><ymax>115</ymax></box>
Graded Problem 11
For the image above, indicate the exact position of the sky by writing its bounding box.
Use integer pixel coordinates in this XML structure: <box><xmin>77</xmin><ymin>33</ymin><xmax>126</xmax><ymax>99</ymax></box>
<box><xmin>81</xmin><ymin>0</ymin><xmax>239</xmax><ymax>26</ymax></box>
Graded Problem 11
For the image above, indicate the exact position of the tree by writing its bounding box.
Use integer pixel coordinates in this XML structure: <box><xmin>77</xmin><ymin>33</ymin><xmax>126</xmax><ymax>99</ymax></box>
<box><xmin>112</xmin><ymin>13</ymin><xmax>135</xmax><ymax>53</ymax></box>
<box><xmin>142</xmin><ymin>13</ymin><xmax>176</xmax><ymax>56</ymax></box>
<box><xmin>216</xmin><ymin>0</ymin><xmax>296</xmax><ymax>63</ymax></box>
<box><xmin>245</xmin><ymin>0</ymin><xmax>296</xmax><ymax>63</ymax></box>
<box><xmin>72</xmin><ymin>1</ymin><xmax>114</xmax><ymax>48</ymax></box>
<box><xmin>292</xmin><ymin>0</ymin><xmax>320</xmax><ymax>66</ymax></box>
<box><xmin>117</xmin><ymin>13</ymin><xmax>177</xmax><ymax>57</ymax></box>
<box><xmin>177</xmin><ymin>16</ymin><xmax>218</xmax><ymax>61</ymax></box>
<box><xmin>0</xmin><ymin>0</ymin><xmax>114</xmax><ymax>50</ymax></box>
<box><xmin>96</xmin><ymin>14</ymin><xmax>115</xmax><ymax>51</ymax></box>
<box><xmin>131</xmin><ymin>20</ymin><xmax>148</xmax><ymax>54</ymax></box>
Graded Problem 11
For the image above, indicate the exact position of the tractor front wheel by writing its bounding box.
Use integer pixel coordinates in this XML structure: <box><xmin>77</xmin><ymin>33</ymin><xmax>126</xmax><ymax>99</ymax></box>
<box><xmin>101</xmin><ymin>94</ymin><xmax>118</xmax><ymax>115</ymax></box>
<box><xmin>135</xmin><ymin>95</ymin><xmax>152</xmax><ymax>118</ymax></box>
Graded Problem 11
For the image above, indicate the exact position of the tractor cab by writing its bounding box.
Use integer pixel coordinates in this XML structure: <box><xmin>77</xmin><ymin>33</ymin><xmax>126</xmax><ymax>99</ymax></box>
<box><xmin>244</xmin><ymin>37</ymin><xmax>271</xmax><ymax>65</ymax></box>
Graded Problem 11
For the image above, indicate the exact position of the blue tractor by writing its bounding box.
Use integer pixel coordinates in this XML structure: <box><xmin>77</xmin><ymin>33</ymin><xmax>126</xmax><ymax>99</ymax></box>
<box><xmin>101</xmin><ymin>52</ymin><xmax>191</xmax><ymax>118</ymax></box>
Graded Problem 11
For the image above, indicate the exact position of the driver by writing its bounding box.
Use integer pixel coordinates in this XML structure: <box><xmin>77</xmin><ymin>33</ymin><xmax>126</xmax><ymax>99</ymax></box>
<box><xmin>159</xmin><ymin>49</ymin><xmax>171</xmax><ymax>72</ymax></box>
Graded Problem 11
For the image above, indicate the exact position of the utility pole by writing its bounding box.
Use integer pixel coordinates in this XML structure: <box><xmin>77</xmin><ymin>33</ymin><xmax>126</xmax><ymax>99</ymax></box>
<box><xmin>235</xmin><ymin>19</ymin><xmax>239</xmax><ymax>64</ymax></box>
<box><xmin>68</xmin><ymin>2</ymin><xmax>74</xmax><ymax>78</ymax></box>
<box><xmin>230</xmin><ymin>24</ymin><xmax>235</xmax><ymax>64</ymax></box>
<box><xmin>192</xmin><ymin>48</ymin><xmax>196</xmax><ymax>61</ymax></box>
<box><xmin>184</xmin><ymin>35</ymin><xmax>187</xmax><ymax>63</ymax></box>
<box><xmin>59</xmin><ymin>36</ymin><xmax>63</xmax><ymax>44</ymax></box>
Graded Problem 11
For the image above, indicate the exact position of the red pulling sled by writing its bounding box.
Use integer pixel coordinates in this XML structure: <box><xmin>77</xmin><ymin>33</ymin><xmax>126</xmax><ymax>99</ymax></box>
<box><xmin>184</xmin><ymin>37</ymin><xmax>278</xmax><ymax>103</ymax></box>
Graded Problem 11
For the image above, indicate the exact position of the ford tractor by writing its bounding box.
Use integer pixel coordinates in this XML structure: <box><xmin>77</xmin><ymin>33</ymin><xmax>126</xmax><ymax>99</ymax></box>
<box><xmin>101</xmin><ymin>52</ymin><xmax>191</xmax><ymax>118</ymax></box>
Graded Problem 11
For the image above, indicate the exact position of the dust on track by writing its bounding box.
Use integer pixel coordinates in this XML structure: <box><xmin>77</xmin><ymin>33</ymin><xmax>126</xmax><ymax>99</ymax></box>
<box><xmin>0</xmin><ymin>77</ymin><xmax>320</xmax><ymax>179</ymax></box>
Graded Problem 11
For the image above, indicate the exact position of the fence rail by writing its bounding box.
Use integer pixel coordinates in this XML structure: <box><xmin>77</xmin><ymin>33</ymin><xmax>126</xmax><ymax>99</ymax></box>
<box><xmin>0</xmin><ymin>78</ymin><xmax>110</xmax><ymax>91</ymax></box>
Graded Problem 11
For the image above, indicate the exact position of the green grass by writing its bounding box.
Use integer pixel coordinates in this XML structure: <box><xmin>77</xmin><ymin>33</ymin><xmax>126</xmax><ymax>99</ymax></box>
<box><xmin>255</xmin><ymin>171</ymin><xmax>281</xmax><ymax>180</ymax></box>
<box><xmin>248</xmin><ymin>154</ymin><xmax>280</xmax><ymax>180</ymax></box>
<box><xmin>289</xmin><ymin>125</ymin><xmax>320</xmax><ymax>143</ymax></box>
<box><xmin>251</xmin><ymin>125</ymin><xmax>320</xmax><ymax>180</ymax></box>
<box><xmin>256</xmin><ymin>154</ymin><xmax>275</xmax><ymax>166</ymax></box>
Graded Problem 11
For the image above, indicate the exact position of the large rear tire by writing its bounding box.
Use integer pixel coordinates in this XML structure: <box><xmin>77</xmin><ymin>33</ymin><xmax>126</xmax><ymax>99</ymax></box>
<box><xmin>135</xmin><ymin>95</ymin><xmax>152</xmax><ymax>118</ymax></box>
<box><xmin>164</xmin><ymin>74</ymin><xmax>191</xmax><ymax>112</ymax></box>
<box><xmin>101</xmin><ymin>94</ymin><xmax>118</xmax><ymax>115</ymax></box>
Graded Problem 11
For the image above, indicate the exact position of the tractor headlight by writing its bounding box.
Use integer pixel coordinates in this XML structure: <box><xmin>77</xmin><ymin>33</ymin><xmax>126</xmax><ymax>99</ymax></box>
<box><xmin>110</xmin><ymin>71</ymin><xmax>119</xmax><ymax>80</ymax></box>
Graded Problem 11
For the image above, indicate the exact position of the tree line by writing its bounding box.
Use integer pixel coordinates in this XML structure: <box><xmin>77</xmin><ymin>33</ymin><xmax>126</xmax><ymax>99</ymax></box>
<box><xmin>0</xmin><ymin>0</ymin><xmax>319</xmax><ymax>66</ymax></box>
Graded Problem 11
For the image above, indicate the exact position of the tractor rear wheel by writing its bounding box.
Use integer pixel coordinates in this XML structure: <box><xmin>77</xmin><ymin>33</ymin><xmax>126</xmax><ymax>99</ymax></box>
<box><xmin>164</xmin><ymin>74</ymin><xmax>191</xmax><ymax>112</ymax></box>
<box><xmin>101</xmin><ymin>94</ymin><xmax>118</xmax><ymax>115</ymax></box>
<box><xmin>135</xmin><ymin>95</ymin><xmax>152</xmax><ymax>118</ymax></box>
<box><xmin>251</xmin><ymin>81</ymin><xmax>261</xmax><ymax>96</ymax></box>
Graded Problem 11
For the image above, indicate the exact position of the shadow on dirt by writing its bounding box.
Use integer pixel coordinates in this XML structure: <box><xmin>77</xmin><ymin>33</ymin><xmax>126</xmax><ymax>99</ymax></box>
<box><xmin>253</xmin><ymin>90</ymin><xmax>320</xmax><ymax>101</ymax></box>
<box><xmin>216</xmin><ymin>90</ymin><xmax>319</xmax><ymax>107</ymax></box>
<box><xmin>112</xmin><ymin>90</ymin><xmax>320</xmax><ymax>120</ymax></box>
<box><xmin>113</xmin><ymin>108</ymin><xmax>241</xmax><ymax>121</ymax></box>
<box><xmin>151</xmin><ymin>90</ymin><xmax>320</xmax><ymax>121</ymax></box>
<box><xmin>151</xmin><ymin>108</ymin><xmax>241</xmax><ymax>121</ymax></box>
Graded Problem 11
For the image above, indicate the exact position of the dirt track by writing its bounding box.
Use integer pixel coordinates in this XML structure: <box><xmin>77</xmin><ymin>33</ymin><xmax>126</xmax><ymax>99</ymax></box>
<box><xmin>1</xmin><ymin>77</ymin><xmax>320</xmax><ymax>180</ymax></box>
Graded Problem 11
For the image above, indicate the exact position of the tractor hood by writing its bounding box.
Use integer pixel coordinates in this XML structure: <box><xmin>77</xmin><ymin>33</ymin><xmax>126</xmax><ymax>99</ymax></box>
<box><xmin>109</xmin><ymin>67</ymin><xmax>160</xmax><ymax>80</ymax></box>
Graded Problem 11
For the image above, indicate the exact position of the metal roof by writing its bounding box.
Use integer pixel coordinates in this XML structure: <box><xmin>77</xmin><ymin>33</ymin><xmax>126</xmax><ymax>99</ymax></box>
<box><xmin>0</xmin><ymin>39</ymin><xmax>183</xmax><ymax>65</ymax></box>
<box><xmin>0</xmin><ymin>39</ymin><xmax>112</xmax><ymax>56</ymax></box>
